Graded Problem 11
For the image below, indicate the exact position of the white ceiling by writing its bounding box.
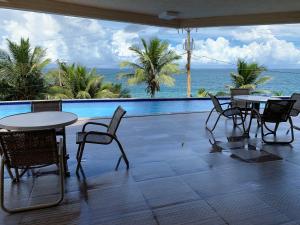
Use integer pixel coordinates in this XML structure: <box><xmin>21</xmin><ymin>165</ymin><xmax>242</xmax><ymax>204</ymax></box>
<box><xmin>59</xmin><ymin>0</ymin><xmax>300</xmax><ymax>18</ymax></box>
<box><xmin>1</xmin><ymin>0</ymin><xmax>300</xmax><ymax>27</ymax></box>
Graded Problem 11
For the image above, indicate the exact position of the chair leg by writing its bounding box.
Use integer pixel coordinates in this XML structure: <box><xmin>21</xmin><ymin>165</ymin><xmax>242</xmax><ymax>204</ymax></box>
<box><xmin>76</xmin><ymin>143</ymin><xmax>85</xmax><ymax>174</ymax></box>
<box><xmin>255</xmin><ymin>119</ymin><xmax>262</xmax><ymax>138</ymax></box>
<box><xmin>262</xmin><ymin>119</ymin><xmax>295</xmax><ymax>144</ymax></box>
<box><xmin>274</xmin><ymin>122</ymin><xmax>279</xmax><ymax>136</ymax></box>
<box><xmin>261</xmin><ymin>122</ymin><xmax>265</xmax><ymax>141</ymax></box>
<box><xmin>76</xmin><ymin>143</ymin><xmax>82</xmax><ymax>160</ymax></box>
<box><xmin>207</xmin><ymin>114</ymin><xmax>222</xmax><ymax>132</ymax></box>
<box><xmin>14</xmin><ymin>168</ymin><xmax>20</xmax><ymax>183</ymax></box>
<box><xmin>205</xmin><ymin>108</ymin><xmax>215</xmax><ymax>127</ymax></box>
<box><xmin>115</xmin><ymin>156</ymin><xmax>123</xmax><ymax>171</ymax></box>
<box><xmin>0</xmin><ymin>155</ymin><xmax>64</xmax><ymax>214</ymax></box>
<box><xmin>232</xmin><ymin>115</ymin><xmax>237</xmax><ymax>127</ymax></box>
<box><xmin>62</xmin><ymin>129</ymin><xmax>69</xmax><ymax>176</ymax></box>
<box><xmin>5</xmin><ymin>166</ymin><xmax>15</xmax><ymax>181</ymax></box>
<box><xmin>1</xmin><ymin>157</ymin><xmax>6</xmax><ymax>212</ymax></box>
<box><xmin>114</xmin><ymin>138</ymin><xmax>129</xmax><ymax>170</ymax></box>
<box><xmin>289</xmin><ymin>117</ymin><xmax>295</xmax><ymax>143</ymax></box>
<box><xmin>240</xmin><ymin>113</ymin><xmax>246</xmax><ymax>133</ymax></box>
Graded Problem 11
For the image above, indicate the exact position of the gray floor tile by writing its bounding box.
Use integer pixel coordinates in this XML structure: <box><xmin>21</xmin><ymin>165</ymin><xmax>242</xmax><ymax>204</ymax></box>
<box><xmin>92</xmin><ymin>210</ymin><xmax>158</xmax><ymax>225</ymax></box>
<box><xmin>153</xmin><ymin>200</ymin><xmax>226</xmax><ymax>225</ymax></box>
<box><xmin>207</xmin><ymin>192</ymin><xmax>289</xmax><ymax>224</ymax></box>
<box><xmin>131</xmin><ymin>162</ymin><xmax>175</xmax><ymax>182</ymax></box>
<box><xmin>138</xmin><ymin>176</ymin><xmax>199</xmax><ymax>208</ymax></box>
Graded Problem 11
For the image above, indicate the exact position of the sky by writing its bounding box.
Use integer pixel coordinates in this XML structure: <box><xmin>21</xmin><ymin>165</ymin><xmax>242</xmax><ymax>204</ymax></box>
<box><xmin>1</xmin><ymin>8</ymin><xmax>300</xmax><ymax>69</ymax></box>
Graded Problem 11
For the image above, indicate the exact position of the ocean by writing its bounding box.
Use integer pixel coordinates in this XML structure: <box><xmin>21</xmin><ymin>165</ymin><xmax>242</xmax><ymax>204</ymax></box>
<box><xmin>96</xmin><ymin>68</ymin><xmax>300</xmax><ymax>98</ymax></box>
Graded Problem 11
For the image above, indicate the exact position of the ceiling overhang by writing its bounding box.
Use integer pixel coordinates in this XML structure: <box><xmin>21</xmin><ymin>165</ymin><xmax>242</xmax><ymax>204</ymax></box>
<box><xmin>1</xmin><ymin>0</ymin><xmax>300</xmax><ymax>28</ymax></box>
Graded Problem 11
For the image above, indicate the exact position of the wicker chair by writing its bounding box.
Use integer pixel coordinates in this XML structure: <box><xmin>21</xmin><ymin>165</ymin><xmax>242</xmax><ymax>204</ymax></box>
<box><xmin>206</xmin><ymin>94</ymin><xmax>246</xmax><ymax>132</ymax></box>
<box><xmin>31</xmin><ymin>100</ymin><xmax>62</xmax><ymax>112</ymax></box>
<box><xmin>31</xmin><ymin>100</ymin><xmax>68</xmax><ymax>174</ymax></box>
<box><xmin>76</xmin><ymin>106</ymin><xmax>129</xmax><ymax>174</ymax></box>
<box><xmin>0</xmin><ymin>129</ymin><xmax>64</xmax><ymax>213</ymax></box>
<box><xmin>250</xmin><ymin>99</ymin><xmax>296</xmax><ymax>144</ymax></box>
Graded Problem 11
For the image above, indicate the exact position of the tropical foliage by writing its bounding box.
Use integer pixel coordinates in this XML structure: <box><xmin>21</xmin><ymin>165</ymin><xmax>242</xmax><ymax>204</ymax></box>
<box><xmin>47</xmin><ymin>62</ymin><xmax>130</xmax><ymax>99</ymax></box>
<box><xmin>197</xmin><ymin>88</ymin><xmax>209</xmax><ymax>97</ymax></box>
<box><xmin>119</xmin><ymin>38</ymin><xmax>181</xmax><ymax>97</ymax></box>
<box><xmin>272</xmin><ymin>90</ymin><xmax>284</xmax><ymax>96</ymax></box>
<box><xmin>197</xmin><ymin>88</ymin><xmax>228</xmax><ymax>97</ymax></box>
<box><xmin>228</xmin><ymin>59</ymin><xmax>271</xmax><ymax>93</ymax></box>
<box><xmin>0</xmin><ymin>38</ymin><xmax>50</xmax><ymax>100</ymax></box>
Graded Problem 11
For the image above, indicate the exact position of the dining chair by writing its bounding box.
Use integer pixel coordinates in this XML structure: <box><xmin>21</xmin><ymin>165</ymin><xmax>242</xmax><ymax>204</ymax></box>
<box><xmin>31</xmin><ymin>100</ymin><xmax>68</xmax><ymax>171</ymax></box>
<box><xmin>286</xmin><ymin>93</ymin><xmax>300</xmax><ymax>135</ymax></box>
<box><xmin>250</xmin><ymin>99</ymin><xmax>296</xmax><ymax>144</ymax></box>
<box><xmin>31</xmin><ymin>100</ymin><xmax>62</xmax><ymax>112</ymax></box>
<box><xmin>289</xmin><ymin>93</ymin><xmax>300</xmax><ymax>117</ymax></box>
<box><xmin>76</xmin><ymin>106</ymin><xmax>129</xmax><ymax>174</ymax></box>
<box><xmin>0</xmin><ymin>129</ymin><xmax>64</xmax><ymax>213</ymax></box>
<box><xmin>206</xmin><ymin>94</ymin><xmax>246</xmax><ymax>132</ymax></box>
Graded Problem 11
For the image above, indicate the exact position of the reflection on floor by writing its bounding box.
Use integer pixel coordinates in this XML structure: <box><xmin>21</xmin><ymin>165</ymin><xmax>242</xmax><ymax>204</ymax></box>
<box><xmin>2</xmin><ymin>112</ymin><xmax>300</xmax><ymax>225</ymax></box>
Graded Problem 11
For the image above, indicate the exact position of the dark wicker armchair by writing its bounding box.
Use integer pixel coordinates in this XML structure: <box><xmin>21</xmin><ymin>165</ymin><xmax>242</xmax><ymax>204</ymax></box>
<box><xmin>76</xmin><ymin>106</ymin><xmax>129</xmax><ymax>175</ymax></box>
<box><xmin>0</xmin><ymin>129</ymin><xmax>64</xmax><ymax>213</ymax></box>
<box><xmin>206</xmin><ymin>94</ymin><xmax>246</xmax><ymax>132</ymax></box>
<box><xmin>31</xmin><ymin>100</ymin><xmax>68</xmax><ymax>173</ymax></box>
<box><xmin>250</xmin><ymin>99</ymin><xmax>296</xmax><ymax>144</ymax></box>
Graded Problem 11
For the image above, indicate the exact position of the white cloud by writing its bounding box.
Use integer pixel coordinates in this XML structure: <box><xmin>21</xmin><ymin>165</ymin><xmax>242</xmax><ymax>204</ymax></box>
<box><xmin>1</xmin><ymin>12</ymin><xmax>68</xmax><ymax>61</ymax></box>
<box><xmin>186</xmin><ymin>33</ymin><xmax>300</xmax><ymax>67</ymax></box>
<box><xmin>111</xmin><ymin>30</ymin><xmax>139</xmax><ymax>58</ymax></box>
<box><xmin>231</xmin><ymin>26</ymin><xmax>274</xmax><ymax>42</ymax></box>
<box><xmin>2</xmin><ymin>9</ymin><xmax>300</xmax><ymax>68</ymax></box>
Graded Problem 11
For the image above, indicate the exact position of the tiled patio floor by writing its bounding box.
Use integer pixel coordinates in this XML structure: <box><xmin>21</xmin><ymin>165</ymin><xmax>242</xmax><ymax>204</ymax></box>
<box><xmin>2</xmin><ymin>112</ymin><xmax>300</xmax><ymax>225</ymax></box>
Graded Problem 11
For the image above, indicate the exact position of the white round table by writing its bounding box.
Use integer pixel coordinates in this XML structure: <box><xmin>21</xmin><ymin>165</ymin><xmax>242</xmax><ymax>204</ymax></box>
<box><xmin>0</xmin><ymin>111</ymin><xmax>78</xmax><ymax>176</ymax></box>
<box><xmin>0</xmin><ymin>111</ymin><xmax>78</xmax><ymax>131</ymax></box>
<box><xmin>233</xmin><ymin>95</ymin><xmax>279</xmax><ymax>103</ymax></box>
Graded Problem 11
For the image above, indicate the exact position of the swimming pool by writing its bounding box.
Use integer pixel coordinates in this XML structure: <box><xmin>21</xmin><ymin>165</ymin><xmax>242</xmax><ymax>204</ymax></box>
<box><xmin>0</xmin><ymin>98</ymin><xmax>229</xmax><ymax>119</ymax></box>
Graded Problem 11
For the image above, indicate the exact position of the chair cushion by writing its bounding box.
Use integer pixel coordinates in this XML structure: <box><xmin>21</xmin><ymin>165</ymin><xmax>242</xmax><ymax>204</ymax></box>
<box><xmin>76</xmin><ymin>132</ymin><xmax>112</xmax><ymax>144</ymax></box>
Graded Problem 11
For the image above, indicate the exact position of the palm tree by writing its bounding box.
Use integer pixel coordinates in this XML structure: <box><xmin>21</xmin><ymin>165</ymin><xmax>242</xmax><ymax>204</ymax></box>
<box><xmin>119</xmin><ymin>38</ymin><xmax>181</xmax><ymax>98</ymax></box>
<box><xmin>197</xmin><ymin>88</ymin><xmax>209</xmax><ymax>97</ymax></box>
<box><xmin>228</xmin><ymin>59</ymin><xmax>271</xmax><ymax>93</ymax></box>
<box><xmin>47</xmin><ymin>63</ymin><xmax>130</xmax><ymax>99</ymax></box>
<box><xmin>0</xmin><ymin>38</ymin><xmax>50</xmax><ymax>100</ymax></box>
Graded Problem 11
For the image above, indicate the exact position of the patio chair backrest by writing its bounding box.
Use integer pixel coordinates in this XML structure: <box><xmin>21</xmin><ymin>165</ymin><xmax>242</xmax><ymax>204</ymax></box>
<box><xmin>263</xmin><ymin>100</ymin><xmax>296</xmax><ymax>123</ymax></box>
<box><xmin>107</xmin><ymin>106</ymin><xmax>126</xmax><ymax>136</ymax></box>
<box><xmin>209</xmin><ymin>94</ymin><xmax>223</xmax><ymax>113</ymax></box>
<box><xmin>290</xmin><ymin>93</ymin><xmax>300</xmax><ymax>116</ymax></box>
<box><xmin>230</xmin><ymin>88</ymin><xmax>251</xmax><ymax>108</ymax></box>
<box><xmin>0</xmin><ymin>129</ymin><xmax>59</xmax><ymax>169</ymax></box>
<box><xmin>31</xmin><ymin>100</ymin><xmax>62</xmax><ymax>112</ymax></box>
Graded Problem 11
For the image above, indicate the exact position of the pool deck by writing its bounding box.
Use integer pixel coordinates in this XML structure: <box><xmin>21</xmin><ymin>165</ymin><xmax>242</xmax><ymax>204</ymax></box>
<box><xmin>2</xmin><ymin>112</ymin><xmax>300</xmax><ymax>225</ymax></box>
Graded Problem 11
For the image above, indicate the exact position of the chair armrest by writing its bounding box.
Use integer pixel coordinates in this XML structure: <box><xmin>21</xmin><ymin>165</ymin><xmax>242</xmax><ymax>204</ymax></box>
<box><xmin>293</xmin><ymin>125</ymin><xmax>300</xmax><ymax>131</ymax></box>
<box><xmin>82</xmin><ymin>122</ymin><xmax>109</xmax><ymax>132</ymax></box>
<box><xmin>220</xmin><ymin>102</ymin><xmax>231</xmax><ymax>106</ymax></box>
<box><xmin>82</xmin><ymin>131</ymin><xmax>116</xmax><ymax>143</ymax></box>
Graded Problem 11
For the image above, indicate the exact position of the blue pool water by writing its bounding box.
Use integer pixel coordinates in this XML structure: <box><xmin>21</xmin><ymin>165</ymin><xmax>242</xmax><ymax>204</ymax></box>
<box><xmin>0</xmin><ymin>99</ymin><xmax>223</xmax><ymax>119</ymax></box>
